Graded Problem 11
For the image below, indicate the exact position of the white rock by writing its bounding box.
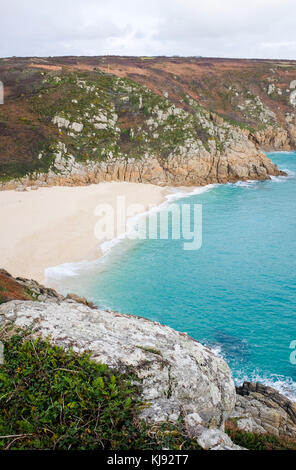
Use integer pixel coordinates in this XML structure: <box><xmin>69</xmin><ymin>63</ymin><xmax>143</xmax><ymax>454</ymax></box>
<box><xmin>197</xmin><ymin>427</ymin><xmax>245</xmax><ymax>450</ymax></box>
<box><xmin>184</xmin><ymin>413</ymin><xmax>203</xmax><ymax>438</ymax></box>
<box><xmin>94</xmin><ymin>123</ymin><xmax>108</xmax><ymax>130</ymax></box>
<box><xmin>52</xmin><ymin>116</ymin><xmax>70</xmax><ymax>129</ymax></box>
<box><xmin>290</xmin><ymin>90</ymin><xmax>296</xmax><ymax>107</ymax></box>
<box><xmin>0</xmin><ymin>300</ymin><xmax>236</xmax><ymax>428</ymax></box>
<box><xmin>71</xmin><ymin>122</ymin><xmax>84</xmax><ymax>133</ymax></box>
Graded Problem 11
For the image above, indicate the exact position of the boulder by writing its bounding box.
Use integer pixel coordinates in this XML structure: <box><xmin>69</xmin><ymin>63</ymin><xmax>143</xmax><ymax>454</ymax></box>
<box><xmin>196</xmin><ymin>427</ymin><xmax>245</xmax><ymax>451</ymax></box>
<box><xmin>0</xmin><ymin>299</ymin><xmax>236</xmax><ymax>429</ymax></box>
<box><xmin>229</xmin><ymin>382</ymin><xmax>296</xmax><ymax>438</ymax></box>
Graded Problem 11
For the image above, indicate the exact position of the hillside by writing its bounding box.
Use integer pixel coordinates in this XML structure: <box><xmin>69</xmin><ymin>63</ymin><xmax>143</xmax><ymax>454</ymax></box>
<box><xmin>0</xmin><ymin>56</ymin><xmax>295</xmax><ymax>188</ymax></box>
<box><xmin>1</xmin><ymin>269</ymin><xmax>296</xmax><ymax>451</ymax></box>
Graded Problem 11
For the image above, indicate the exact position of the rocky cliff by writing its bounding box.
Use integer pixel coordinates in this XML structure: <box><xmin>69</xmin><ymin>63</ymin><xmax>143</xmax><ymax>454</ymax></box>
<box><xmin>0</xmin><ymin>270</ymin><xmax>295</xmax><ymax>450</ymax></box>
<box><xmin>1</xmin><ymin>57</ymin><xmax>294</xmax><ymax>190</ymax></box>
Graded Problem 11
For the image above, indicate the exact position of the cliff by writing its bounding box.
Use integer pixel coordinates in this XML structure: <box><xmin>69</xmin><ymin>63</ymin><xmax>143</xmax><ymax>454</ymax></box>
<box><xmin>1</xmin><ymin>56</ymin><xmax>295</xmax><ymax>189</ymax></box>
<box><xmin>0</xmin><ymin>270</ymin><xmax>295</xmax><ymax>450</ymax></box>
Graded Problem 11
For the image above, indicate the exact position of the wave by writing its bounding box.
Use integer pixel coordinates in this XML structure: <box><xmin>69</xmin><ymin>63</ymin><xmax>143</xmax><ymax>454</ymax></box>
<box><xmin>101</xmin><ymin>183</ymin><xmax>217</xmax><ymax>255</ymax></box>
<box><xmin>230</xmin><ymin>168</ymin><xmax>295</xmax><ymax>189</ymax></box>
<box><xmin>46</xmin><ymin>183</ymin><xmax>216</xmax><ymax>283</ymax></box>
<box><xmin>271</xmin><ymin>168</ymin><xmax>295</xmax><ymax>182</ymax></box>
<box><xmin>267</xmin><ymin>151</ymin><xmax>296</xmax><ymax>155</ymax></box>
<box><xmin>232</xmin><ymin>180</ymin><xmax>257</xmax><ymax>189</ymax></box>
<box><xmin>165</xmin><ymin>184</ymin><xmax>217</xmax><ymax>203</ymax></box>
<box><xmin>207</xmin><ymin>343</ymin><xmax>296</xmax><ymax>402</ymax></box>
<box><xmin>233</xmin><ymin>370</ymin><xmax>296</xmax><ymax>403</ymax></box>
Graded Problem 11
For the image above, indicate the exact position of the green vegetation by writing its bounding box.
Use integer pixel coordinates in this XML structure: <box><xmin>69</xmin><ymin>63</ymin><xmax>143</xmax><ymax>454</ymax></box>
<box><xmin>1</xmin><ymin>57</ymin><xmax>295</xmax><ymax>184</ymax></box>
<box><xmin>0</xmin><ymin>328</ymin><xmax>201</xmax><ymax>450</ymax></box>
<box><xmin>136</xmin><ymin>346</ymin><xmax>162</xmax><ymax>356</ymax></box>
<box><xmin>28</xmin><ymin>70</ymin><xmax>216</xmax><ymax>164</ymax></box>
<box><xmin>0</xmin><ymin>284</ymin><xmax>5</xmax><ymax>304</ymax></box>
<box><xmin>0</xmin><ymin>326</ymin><xmax>296</xmax><ymax>451</ymax></box>
<box><xmin>225</xmin><ymin>420</ymin><xmax>296</xmax><ymax>451</ymax></box>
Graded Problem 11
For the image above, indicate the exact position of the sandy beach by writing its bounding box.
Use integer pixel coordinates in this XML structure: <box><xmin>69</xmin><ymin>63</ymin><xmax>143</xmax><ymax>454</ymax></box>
<box><xmin>0</xmin><ymin>182</ymin><xmax>166</xmax><ymax>284</ymax></box>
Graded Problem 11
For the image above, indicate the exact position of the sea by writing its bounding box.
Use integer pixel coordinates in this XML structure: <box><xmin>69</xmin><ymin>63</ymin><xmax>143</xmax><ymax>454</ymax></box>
<box><xmin>46</xmin><ymin>151</ymin><xmax>296</xmax><ymax>400</ymax></box>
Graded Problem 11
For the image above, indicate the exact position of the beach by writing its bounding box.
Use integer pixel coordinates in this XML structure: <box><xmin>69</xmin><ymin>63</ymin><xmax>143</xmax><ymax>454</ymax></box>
<box><xmin>0</xmin><ymin>182</ymin><xmax>166</xmax><ymax>283</ymax></box>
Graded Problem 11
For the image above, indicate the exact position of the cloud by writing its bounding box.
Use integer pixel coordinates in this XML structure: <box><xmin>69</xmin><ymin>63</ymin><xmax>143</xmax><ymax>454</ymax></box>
<box><xmin>0</xmin><ymin>0</ymin><xmax>295</xmax><ymax>59</ymax></box>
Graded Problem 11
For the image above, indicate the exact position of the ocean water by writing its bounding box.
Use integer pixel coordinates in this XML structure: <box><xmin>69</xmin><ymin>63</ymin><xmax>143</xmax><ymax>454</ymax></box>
<box><xmin>47</xmin><ymin>152</ymin><xmax>296</xmax><ymax>400</ymax></box>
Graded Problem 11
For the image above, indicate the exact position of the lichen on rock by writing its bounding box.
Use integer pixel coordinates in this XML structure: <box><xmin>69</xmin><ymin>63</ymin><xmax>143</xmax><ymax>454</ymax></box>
<box><xmin>0</xmin><ymin>298</ymin><xmax>236</xmax><ymax>430</ymax></box>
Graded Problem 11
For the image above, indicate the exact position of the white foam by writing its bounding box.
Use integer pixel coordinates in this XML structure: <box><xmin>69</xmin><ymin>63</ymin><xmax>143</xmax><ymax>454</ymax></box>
<box><xmin>165</xmin><ymin>184</ymin><xmax>216</xmax><ymax>203</ymax></box>
<box><xmin>233</xmin><ymin>180</ymin><xmax>257</xmax><ymax>189</ymax></box>
<box><xmin>233</xmin><ymin>370</ymin><xmax>296</xmax><ymax>402</ymax></box>
<box><xmin>46</xmin><ymin>258</ymin><xmax>99</xmax><ymax>284</ymax></box>
<box><xmin>268</xmin><ymin>151</ymin><xmax>296</xmax><ymax>155</ymax></box>
<box><xmin>271</xmin><ymin>168</ymin><xmax>295</xmax><ymax>182</ymax></box>
<box><xmin>206</xmin><ymin>342</ymin><xmax>296</xmax><ymax>402</ymax></box>
<box><xmin>101</xmin><ymin>184</ymin><xmax>216</xmax><ymax>254</ymax></box>
<box><xmin>46</xmin><ymin>184</ymin><xmax>216</xmax><ymax>283</ymax></box>
<box><xmin>209</xmin><ymin>344</ymin><xmax>224</xmax><ymax>358</ymax></box>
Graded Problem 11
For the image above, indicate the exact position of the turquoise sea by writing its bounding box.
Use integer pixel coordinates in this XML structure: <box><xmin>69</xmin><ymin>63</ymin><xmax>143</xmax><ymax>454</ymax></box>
<box><xmin>47</xmin><ymin>152</ymin><xmax>296</xmax><ymax>400</ymax></box>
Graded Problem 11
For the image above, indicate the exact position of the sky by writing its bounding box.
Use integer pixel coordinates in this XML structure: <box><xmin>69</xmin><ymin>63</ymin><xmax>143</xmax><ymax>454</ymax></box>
<box><xmin>1</xmin><ymin>0</ymin><xmax>296</xmax><ymax>59</ymax></box>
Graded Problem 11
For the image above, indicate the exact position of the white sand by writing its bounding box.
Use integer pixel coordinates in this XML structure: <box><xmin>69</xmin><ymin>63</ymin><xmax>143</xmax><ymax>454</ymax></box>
<box><xmin>0</xmin><ymin>183</ymin><xmax>166</xmax><ymax>283</ymax></box>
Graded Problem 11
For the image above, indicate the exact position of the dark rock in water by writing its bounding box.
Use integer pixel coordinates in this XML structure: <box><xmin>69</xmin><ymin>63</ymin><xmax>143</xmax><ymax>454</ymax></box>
<box><xmin>230</xmin><ymin>381</ymin><xmax>296</xmax><ymax>438</ymax></box>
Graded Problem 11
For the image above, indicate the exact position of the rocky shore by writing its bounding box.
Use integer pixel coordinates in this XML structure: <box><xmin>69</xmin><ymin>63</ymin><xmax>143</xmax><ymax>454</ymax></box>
<box><xmin>0</xmin><ymin>62</ymin><xmax>289</xmax><ymax>191</ymax></box>
<box><xmin>0</xmin><ymin>270</ymin><xmax>295</xmax><ymax>450</ymax></box>
<box><xmin>0</xmin><ymin>149</ymin><xmax>285</xmax><ymax>192</ymax></box>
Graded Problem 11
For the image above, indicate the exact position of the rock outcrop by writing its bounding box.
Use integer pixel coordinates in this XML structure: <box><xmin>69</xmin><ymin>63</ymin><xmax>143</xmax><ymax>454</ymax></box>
<box><xmin>0</xmin><ymin>64</ymin><xmax>287</xmax><ymax>190</ymax></box>
<box><xmin>0</xmin><ymin>268</ymin><xmax>93</xmax><ymax>307</ymax></box>
<box><xmin>0</xmin><ymin>299</ymin><xmax>236</xmax><ymax>430</ymax></box>
<box><xmin>1</xmin><ymin>271</ymin><xmax>296</xmax><ymax>449</ymax></box>
<box><xmin>184</xmin><ymin>413</ymin><xmax>245</xmax><ymax>450</ymax></box>
<box><xmin>230</xmin><ymin>382</ymin><xmax>296</xmax><ymax>438</ymax></box>
<box><xmin>0</xmin><ymin>148</ymin><xmax>284</xmax><ymax>191</ymax></box>
<box><xmin>253</xmin><ymin>122</ymin><xmax>296</xmax><ymax>151</ymax></box>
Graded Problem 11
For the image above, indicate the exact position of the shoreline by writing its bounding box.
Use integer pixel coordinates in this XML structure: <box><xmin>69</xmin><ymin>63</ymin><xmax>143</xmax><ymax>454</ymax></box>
<box><xmin>1</xmin><ymin>154</ymin><xmax>296</xmax><ymax>402</ymax></box>
<box><xmin>44</xmin><ymin>183</ymin><xmax>216</xmax><ymax>289</ymax></box>
<box><xmin>0</xmin><ymin>182</ymin><xmax>169</xmax><ymax>284</ymax></box>
<box><xmin>1</xmin><ymin>156</ymin><xmax>291</xmax><ymax>286</ymax></box>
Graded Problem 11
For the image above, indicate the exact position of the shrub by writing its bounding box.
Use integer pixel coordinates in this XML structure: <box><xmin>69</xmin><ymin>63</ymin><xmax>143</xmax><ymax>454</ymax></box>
<box><xmin>225</xmin><ymin>420</ymin><xmax>296</xmax><ymax>451</ymax></box>
<box><xmin>0</xmin><ymin>328</ymin><xmax>201</xmax><ymax>450</ymax></box>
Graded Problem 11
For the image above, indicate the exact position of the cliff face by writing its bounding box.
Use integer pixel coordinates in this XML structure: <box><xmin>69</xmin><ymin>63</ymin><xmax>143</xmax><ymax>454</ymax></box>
<box><xmin>1</xmin><ymin>57</ymin><xmax>294</xmax><ymax>189</ymax></box>
<box><xmin>0</xmin><ymin>299</ymin><xmax>236</xmax><ymax>429</ymax></box>
<box><xmin>0</xmin><ymin>270</ymin><xmax>240</xmax><ymax>450</ymax></box>
<box><xmin>1</xmin><ymin>270</ymin><xmax>296</xmax><ymax>450</ymax></box>
<box><xmin>231</xmin><ymin>382</ymin><xmax>296</xmax><ymax>438</ymax></box>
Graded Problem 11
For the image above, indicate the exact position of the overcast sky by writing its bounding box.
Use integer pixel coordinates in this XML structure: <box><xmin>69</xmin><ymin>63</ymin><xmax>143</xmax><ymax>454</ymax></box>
<box><xmin>1</xmin><ymin>0</ymin><xmax>296</xmax><ymax>59</ymax></box>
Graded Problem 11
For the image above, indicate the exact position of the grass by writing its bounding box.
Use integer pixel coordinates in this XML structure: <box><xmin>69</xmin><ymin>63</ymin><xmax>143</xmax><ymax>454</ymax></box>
<box><xmin>225</xmin><ymin>420</ymin><xmax>296</xmax><ymax>451</ymax></box>
<box><xmin>0</xmin><ymin>327</ymin><xmax>201</xmax><ymax>451</ymax></box>
<box><xmin>1</xmin><ymin>326</ymin><xmax>296</xmax><ymax>451</ymax></box>
<box><xmin>136</xmin><ymin>346</ymin><xmax>162</xmax><ymax>356</ymax></box>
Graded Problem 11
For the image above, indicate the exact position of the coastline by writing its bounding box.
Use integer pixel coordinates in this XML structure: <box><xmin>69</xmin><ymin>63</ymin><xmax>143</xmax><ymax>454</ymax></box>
<box><xmin>1</xmin><ymin>156</ymin><xmax>291</xmax><ymax>286</ymax></box>
<box><xmin>0</xmin><ymin>182</ymin><xmax>168</xmax><ymax>283</ymax></box>
<box><xmin>1</xmin><ymin>154</ymin><xmax>296</xmax><ymax>404</ymax></box>
<box><xmin>44</xmin><ymin>183</ymin><xmax>216</xmax><ymax>288</ymax></box>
